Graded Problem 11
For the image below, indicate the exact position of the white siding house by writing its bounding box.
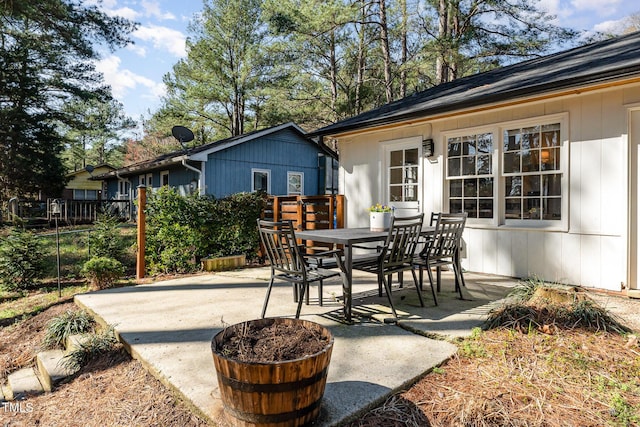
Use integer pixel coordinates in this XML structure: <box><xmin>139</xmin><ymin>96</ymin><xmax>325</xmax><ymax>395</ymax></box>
<box><xmin>311</xmin><ymin>31</ymin><xmax>640</xmax><ymax>296</ymax></box>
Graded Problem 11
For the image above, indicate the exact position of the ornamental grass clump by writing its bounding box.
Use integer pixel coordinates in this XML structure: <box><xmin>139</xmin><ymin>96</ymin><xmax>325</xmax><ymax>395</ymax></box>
<box><xmin>62</xmin><ymin>326</ymin><xmax>118</xmax><ymax>371</ymax></box>
<box><xmin>43</xmin><ymin>309</ymin><xmax>95</xmax><ymax>349</ymax></box>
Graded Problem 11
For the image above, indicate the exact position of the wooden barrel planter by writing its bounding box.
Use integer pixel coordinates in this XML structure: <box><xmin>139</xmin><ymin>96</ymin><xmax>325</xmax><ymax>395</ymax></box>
<box><xmin>211</xmin><ymin>318</ymin><xmax>334</xmax><ymax>427</ymax></box>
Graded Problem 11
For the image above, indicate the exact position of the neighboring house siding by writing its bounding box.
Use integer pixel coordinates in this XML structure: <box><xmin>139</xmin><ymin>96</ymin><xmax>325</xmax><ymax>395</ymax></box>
<box><xmin>339</xmin><ymin>82</ymin><xmax>640</xmax><ymax>292</ymax></box>
<box><xmin>205</xmin><ymin>128</ymin><xmax>320</xmax><ymax>198</ymax></box>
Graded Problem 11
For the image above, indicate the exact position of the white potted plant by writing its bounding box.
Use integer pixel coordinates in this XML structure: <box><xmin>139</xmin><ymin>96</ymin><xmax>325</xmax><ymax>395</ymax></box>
<box><xmin>369</xmin><ymin>203</ymin><xmax>393</xmax><ymax>231</ymax></box>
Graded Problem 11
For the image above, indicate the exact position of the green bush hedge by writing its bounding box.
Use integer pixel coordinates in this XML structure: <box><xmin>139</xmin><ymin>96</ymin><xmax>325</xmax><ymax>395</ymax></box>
<box><xmin>81</xmin><ymin>256</ymin><xmax>124</xmax><ymax>290</ymax></box>
<box><xmin>144</xmin><ymin>188</ymin><xmax>267</xmax><ymax>274</ymax></box>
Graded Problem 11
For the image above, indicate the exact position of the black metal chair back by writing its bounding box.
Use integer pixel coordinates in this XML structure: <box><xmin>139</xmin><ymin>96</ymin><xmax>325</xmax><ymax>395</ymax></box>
<box><xmin>383</xmin><ymin>214</ymin><xmax>425</xmax><ymax>272</ymax></box>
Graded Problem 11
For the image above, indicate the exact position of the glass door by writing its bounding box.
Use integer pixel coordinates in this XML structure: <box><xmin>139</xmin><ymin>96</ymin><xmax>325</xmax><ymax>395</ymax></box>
<box><xmin>384</xmin><ymin>140</ymin><xmax>422</xmax><ymax>217</ymax></box>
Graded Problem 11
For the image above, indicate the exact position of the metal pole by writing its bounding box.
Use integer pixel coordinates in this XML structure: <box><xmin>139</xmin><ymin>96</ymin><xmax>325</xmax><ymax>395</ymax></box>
<box><xmin>55</xmin><ymin>215</ymin><xmax>61</xmax><ymax>297</ymax></box>
<box><xmin>136</xmin><ymin>185</ymin><xmax>147</xmax><ymax>280</ymax></box>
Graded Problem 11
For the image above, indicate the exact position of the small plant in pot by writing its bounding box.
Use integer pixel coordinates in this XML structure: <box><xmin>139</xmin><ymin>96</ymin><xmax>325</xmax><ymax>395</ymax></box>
<box><xmin>211</xmin><ymin>317</ymin><xmax>334</xmax><ymax>427</ymax></box>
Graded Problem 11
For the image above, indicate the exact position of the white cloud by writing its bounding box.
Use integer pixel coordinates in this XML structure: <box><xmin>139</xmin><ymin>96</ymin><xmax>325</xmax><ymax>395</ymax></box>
<box><xmin>95</xmin><ymin>55</ymin><xmax>165</xmax><ymax>100</ymax></box>
<box><xmin>593</xmin><ymin>18</ymin><xmax>628</xmax><ymax>34</ymax></box>
<box><xmin>133</xmin><ymin>24</ymin><xmax>187</xmax><ymax>57</ymax></box>
<box><xmin>126</xmin><ymin>44</ymin><xmax>147</xmax><ymax>57</ymax></box>
<box><xmin>109</xmin><ymin>6</ymin><xmax>140</xmax><ymax>20</ymax></box>
<box><xmin>141</xmin><ymin>0</ymin><xmax>176</xmax><ymax>20</ymax></box>
<box><xmin>570</xmin><ymin>0</ymin><xmax>621</xmax><ymax>17</ymax></box>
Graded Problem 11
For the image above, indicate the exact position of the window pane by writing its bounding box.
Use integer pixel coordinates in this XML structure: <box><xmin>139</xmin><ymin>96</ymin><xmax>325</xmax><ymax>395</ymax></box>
<box><xmin>522</xmin><ymin>150</ymin><xmax>539</xmax><ymax>172</ymax></box>
<box><xmin>390</xmin><ymin>150</ymin><xmax>403</xmax><ymax>167</ymax></box>
<box><xmin>390</xmin><ymin>168</ymin><xmax>403</xmax><ymax>184</ymax></box>
<box><xmin>505</xmin><ymin>198</ymin><xmax>521</xmax><ymax>219</ymax></box>
<box><xmin>462</xmin><ymin>136</ymin><xmax>476</xmax><ymax>155</ymax></box>
<box><xmin>464</xmin><ymin>199</ymin><xmax>477</xmax><ymax>218</ymax></box>
<box><xmin>505</xmin><ymin>176</ymin><xmax>522</xmax><ymax>196</ymax></box>
<box><xmin>405</xmin><ymin>184</ymin><xmax>418</xmax><ymax>201</ymax></box>
<box><xmin>541</xmin><ymin>147</ymin><xmax>560</xmax><ymax>171</ymax></box>
<box><xmin>448</xmin><ymin>138</ymin><xmax>461</xmax><ymax>156</ymax></box>
<box><xmin>523</xmin><ymin>175</ymin><xmax>540</xmax><ymax>196</ymax></box>
<box><xmin>543</xmin><ymin>198</ymin><xmax>562</xmax><ymax>220</ymax></box>
<box><xmin>448</xmin><ymin>158</ymin><xmax>461</xmax><ymax>177</ymax></box>
<box><xmin>542</xmin><ymin>124</ymin><xmax>560</xmax><ymax>147</ymax></box>
<box><xmin>450</xmin><ymin>180</ymin><xmax>462</xmax><ymax>197</ymax></box>
<box><xmin>478</xmin><ymin>177</ymin><xmax>493</xmax><ymax>197</ymax></box>
<box><xmin>390</xmin><ymin>186</ymin><xmax>402</xmax><ymax>201</ymax></box>
<box><xmin>504</xmin><ymin>130</ymin><xmax>520</xmax><ymax>151</ymax></box>
<box><xmin>450</xmin><ymin>199</ymin><xmax>463</xmax><ymax>213</ymax></box>
<box><xmin>477</xmin><ymin>155</ymin><xmax>491</xmax><ymax>174</ymax></box>
<box><xmin>477</xmin><ymin>133</ymin><xmax>492</xmax><ymax>153</ymax></box>
<box><xmin>504</xmin><ymin>152</ymin><xmax>520</xmax><ymax>173</ymax></box>
<box><xmin>522</xmin><ymin>126</ymin><xmax>540</xmax><ymax>149</ymax></box>
<box><xmin>405</xmin><ymin>148</ymin><xmax>418</xmax><ymax>165</ymax></box>
<box><xmin>464</xmin><ymin>179</ymin><xmax>478</xmax><ymax>197</ymax></box>
<box><xmin>254</xmin><ymin>172</ymin><xmax>267</xmax><ymax>191</ymax></box>
<box><xmin>288</xmin><ymin>173</ymin><xmax>302</xmax><ymax>195</ymax></box>
<box><xmin>86</xmin><ymin>190</ymin><xmax>98</xmax><ymax>200</ymax></box>
<box><xmin>524</xmin><ymin>198</ymin><xmax>541</xmax><ymax>219</ymax></box>
<box><xmin>542</xmin><ymin>174</ymin><xmax>562</xmax><ymax>196</ymax></box>
<box><xmin>479</xmin><ymin>199</ymin><xmax>493</xmax><ymax>218</ymax></box>
<box><xmin>462</xmin><ymin>156</ymin><xmax>475</xmax><ymax>175</ymax></box>
<box><xmin>405</xmin><ymin>166</ymin><xmax>418</xmax><ymax>183</ymax></box>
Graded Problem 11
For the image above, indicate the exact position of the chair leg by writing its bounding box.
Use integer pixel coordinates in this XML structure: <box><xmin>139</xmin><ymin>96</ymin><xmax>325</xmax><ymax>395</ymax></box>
<box><xmin>436</xmin><ymin>266</ymin><xmax>441</xmax><ymax>292</ymax></box>
<box><xmin>398</xmin><ymin>271</ymin><xmax>403</xmax><ymax>288</ymax></box>
<box><xmin>295</xmin><ymin>282</ymin><xmax>306</xmax><ymax>319</ymax></box>
<box><xmin>410</xmin><ymin>269</ymin><xmax>425</xmax><ymax>307</ymax></box>
<box><xmin>381</xmin><ymin>275</ymin><xmax>398</xmax><ymax>318</ymax></box>
<box><xmin>377</xmin><ymin>274</ymin><xmax>383</xmax><ymax>297</ymax></box>
<box><xmin>261</xmin><ymin>277</ymin><xmax>275</xmax><ymax>318</ymax></box>
<box><xmin>426</xmin><ymin>266</ymin><xmax>438</xmax><ymax>306</ymax></box>
<box><xmin>453</xmin><ymin>264</ymin><xmax>465</xmax><ymax>300</ymax></box>
<box><xmin>318</xmin><ymin>279</ymin><xmax>323</xmax><ymax>306</ymax></box>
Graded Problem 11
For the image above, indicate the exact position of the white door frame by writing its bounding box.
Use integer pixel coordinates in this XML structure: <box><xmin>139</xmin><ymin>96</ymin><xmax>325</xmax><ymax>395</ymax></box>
<box><xmin>380</xmin><ymin>136</ymin><xmax>423</xmax><ymax>217</ymax></box>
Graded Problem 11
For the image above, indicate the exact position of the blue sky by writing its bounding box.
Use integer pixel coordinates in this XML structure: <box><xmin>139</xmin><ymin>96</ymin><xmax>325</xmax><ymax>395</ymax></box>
<box><xmin>91</xmin><ymin>0</ymin><xmax>640</xmax><ymax>126</ymax></box>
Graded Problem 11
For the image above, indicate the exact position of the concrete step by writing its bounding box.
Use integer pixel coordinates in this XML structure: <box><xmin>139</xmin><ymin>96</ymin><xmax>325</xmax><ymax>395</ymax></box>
<box><xmin>36</xmin><ymin>350</ymin><xmax>78</xmax><ymax>392</ymax></box>
<box><xmin>6</xmin><ymin>368</ymin><xmax>43</xmax><ymax>400</ymax></box>
<box><xmin>66</xmin><ymin>333</ymin><xmax>91</xmax><ymax>352</ymax></box>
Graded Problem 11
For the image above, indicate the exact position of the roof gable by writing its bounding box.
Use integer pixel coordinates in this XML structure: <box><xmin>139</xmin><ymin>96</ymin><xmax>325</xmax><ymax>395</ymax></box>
<box><xmin>311</xmin><ymin>31</ymin><xmax>640</xmax><ymax>137</ymax></box>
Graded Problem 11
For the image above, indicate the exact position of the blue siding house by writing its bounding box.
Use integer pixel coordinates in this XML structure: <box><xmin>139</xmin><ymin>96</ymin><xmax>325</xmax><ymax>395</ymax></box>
<box><xmin>94</xmin><ymin>123</ymin><xmax>338</xmax><ymax>205</ymax></box>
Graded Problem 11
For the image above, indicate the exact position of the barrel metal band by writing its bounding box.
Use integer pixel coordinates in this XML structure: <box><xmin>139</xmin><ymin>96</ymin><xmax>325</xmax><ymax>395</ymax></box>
<box><xmin>223</xmin><ymin>397</ymin><xmax>322</xmax><ymax>424</ymax></box>
<box><xmin>219</xmin><ymin>366</ymin><xmax>328</xmax><ymax>393</ymax></box>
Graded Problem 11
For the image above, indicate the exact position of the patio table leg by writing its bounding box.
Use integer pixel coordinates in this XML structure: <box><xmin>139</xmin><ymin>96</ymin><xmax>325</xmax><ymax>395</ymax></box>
<box><xmin>344</xmin><ymin>244</ymin><xmax>353</xmax><ymax>322</ymax></box>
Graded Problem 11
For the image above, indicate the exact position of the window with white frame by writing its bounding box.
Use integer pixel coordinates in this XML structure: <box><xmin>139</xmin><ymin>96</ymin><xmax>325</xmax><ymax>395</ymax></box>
<box><xmin>73</xmin><ymin>189</ymin><xmax>98</xmax><ymax>200</ymax></box>
<box><xmin>446</xmin><ymin>133</ymin><xmax>494</xmax><ymax>218</ymax></box>
<box><xmin>287</xmin><ymin>171</ymin><xmax>304</xmax><ymax>195</ymax></box>
<box><xmin>445</xmin><ymin>115</ymin><xmax>566</xmax><ymax>227</ymax></box>
<box><xmin>389</xmin><ymin>147</ymin><xmax>419</xmax><ymax>202</ymax></box>
<box><xmin>503</xmin><ymin>124</ymin><xmax>562</xmax><ymax>221</ymax></box>
<box><xmin>252</xmin><ymin>168</ymin><xmax>271</xmax><ymax>193</ymax></box>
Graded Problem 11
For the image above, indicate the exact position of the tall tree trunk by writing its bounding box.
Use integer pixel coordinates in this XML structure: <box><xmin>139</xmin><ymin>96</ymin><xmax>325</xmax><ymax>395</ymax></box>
<box><xmin>329</xmin><ymin>29</ymin><xmax>339</xmax><ymax>121</ymax></box>
<box><xmin>355</xmin><ymin>0</ymin><xmax>367</xmax><ymax>115</ymax></box>
<box><xmin>436</xmin><ymin>0</ymin><xmax>449</xmax><ymax>84</ymax></box>
<box><xmin>379</xmin><ymin>0</ymin><xmax>393</xmax><ymax>103</ymax></box>
<box><xmin>399</xmin><ymin>0</ymin><xmax>408</xmax><ymax>98</ymax></box>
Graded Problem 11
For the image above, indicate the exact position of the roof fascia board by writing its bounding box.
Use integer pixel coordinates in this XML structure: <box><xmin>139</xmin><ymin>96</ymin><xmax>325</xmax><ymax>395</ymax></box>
<box><xmin>323</xmin><ymin>75</ymin><xmax>640</xmax><ymax>139</ymax></box>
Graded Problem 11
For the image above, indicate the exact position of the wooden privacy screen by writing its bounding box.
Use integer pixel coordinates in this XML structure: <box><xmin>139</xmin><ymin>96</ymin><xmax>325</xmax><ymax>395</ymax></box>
<box><xmin>263</xmin><ymin>195</ymin><xmax>345</xmax><ymax>253</ymax></box>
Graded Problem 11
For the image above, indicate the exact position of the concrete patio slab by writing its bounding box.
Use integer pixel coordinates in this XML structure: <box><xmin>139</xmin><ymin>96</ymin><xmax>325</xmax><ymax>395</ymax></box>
<box><xmin>75</xmin><ymin>268</ymin><xmax>517</xmax><ymax>426</ymax></box>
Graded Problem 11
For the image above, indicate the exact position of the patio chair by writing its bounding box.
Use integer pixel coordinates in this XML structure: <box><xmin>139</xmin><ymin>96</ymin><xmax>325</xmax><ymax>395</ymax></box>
<box><xmin>351</xmin><ymin>213</ymin><xmax>425</xmax><ymax>319</ymax></box>
<box><xmin>414</xmin><ymin>212</ymin><xmax>467</xmax><ymax>302</ymax></box>
<box><xmin>257</xmin><ymin>219</ymin><xmax>347</xmax><ymax>319</ymax></box>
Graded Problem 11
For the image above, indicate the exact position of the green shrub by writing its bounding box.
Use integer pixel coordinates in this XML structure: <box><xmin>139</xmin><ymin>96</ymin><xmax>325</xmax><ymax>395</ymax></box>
<box><xmin>43</xmin><ymin>309</ymin><xmax>95</xmax><ymax>349</ymax></box>
<box><xmin>81</xmin><ymin>256</ymin><xmax>124</xmax><ymax>289</ymax></box>
<box><xmin>62</xmin><ymin>326</ymin><xmax>118</xmax><ymax>371</ymax></box>
<box><xmin>144</xmin><ymin>188</ymin><xmax>267</xmax><ymax>274</ymax></box>
<box><xmin>88</xmin><ymin>213</ymin><xmax>126</xmax><ymax>260</ymax></box>
<box><xmin>0</xmin><ymin>227</ymin><xmax>46</xmax><ymax>292</ymax></box>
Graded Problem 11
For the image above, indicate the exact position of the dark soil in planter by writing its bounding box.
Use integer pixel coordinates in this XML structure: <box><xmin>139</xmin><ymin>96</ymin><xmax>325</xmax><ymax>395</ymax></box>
<box><xmin>217</xmin><ymin>321</ymin><xmax>330</xmax><ymax>363</ymax></box>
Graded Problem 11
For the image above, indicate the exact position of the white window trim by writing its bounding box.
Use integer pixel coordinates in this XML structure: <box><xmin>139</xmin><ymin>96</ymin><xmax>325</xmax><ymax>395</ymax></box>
<box><xmin>287</xmin><ymin>171</ymin><xmax>304</xmax><ymax>195</ymax></box>
<box><xmin>442</xmin><ymin>112</ymin><xmax>569</xmax><ymax>231</ymax></box>
<box><xmin>160</xmin><ymin>170</ymin><xmax>169</xmax><ymax>187</ymax></box>
<box><xmin>252</xmin><ymin>168</ymin><xmax>271</xmax><ymax>193</ymax></box>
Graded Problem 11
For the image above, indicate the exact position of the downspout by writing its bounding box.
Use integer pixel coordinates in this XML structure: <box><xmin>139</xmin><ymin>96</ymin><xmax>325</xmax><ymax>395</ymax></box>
<box><xmin>182</xmin><ymin>158</ymin><xmax>203</xmax><ymax>195</ymax></box>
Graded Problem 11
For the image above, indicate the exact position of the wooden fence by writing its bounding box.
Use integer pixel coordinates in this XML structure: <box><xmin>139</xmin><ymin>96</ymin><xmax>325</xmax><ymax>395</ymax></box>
<box><xmin>263</xmin><ymin>195</ymin><xmax>345</xmax><ymax>253</ymax></box>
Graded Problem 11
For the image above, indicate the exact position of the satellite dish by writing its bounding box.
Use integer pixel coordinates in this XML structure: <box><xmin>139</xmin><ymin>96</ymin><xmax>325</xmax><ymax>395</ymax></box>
<box><xmin>172</xmin><ymin>125</ymin><xmax>194</xmax><ymax>149</ymax></box>
<box><xmin>85</xmin><ymin>165</ymin><xmax>95</xmax><ymax>174</ymax></box>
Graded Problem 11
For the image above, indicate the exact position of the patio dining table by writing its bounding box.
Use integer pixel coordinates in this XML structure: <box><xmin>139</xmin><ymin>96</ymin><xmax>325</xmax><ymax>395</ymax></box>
<box><xmin>296</xmin><ymin>226</ymin><xmax>435</xmax><ymax>322</ymax></box>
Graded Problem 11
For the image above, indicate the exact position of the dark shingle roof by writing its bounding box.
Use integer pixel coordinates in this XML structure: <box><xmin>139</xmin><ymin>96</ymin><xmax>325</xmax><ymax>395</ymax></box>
<box><xmin>310</xmin><ymin>31</ymin><xmax>640</xmax><ymax>137</ymax></box>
